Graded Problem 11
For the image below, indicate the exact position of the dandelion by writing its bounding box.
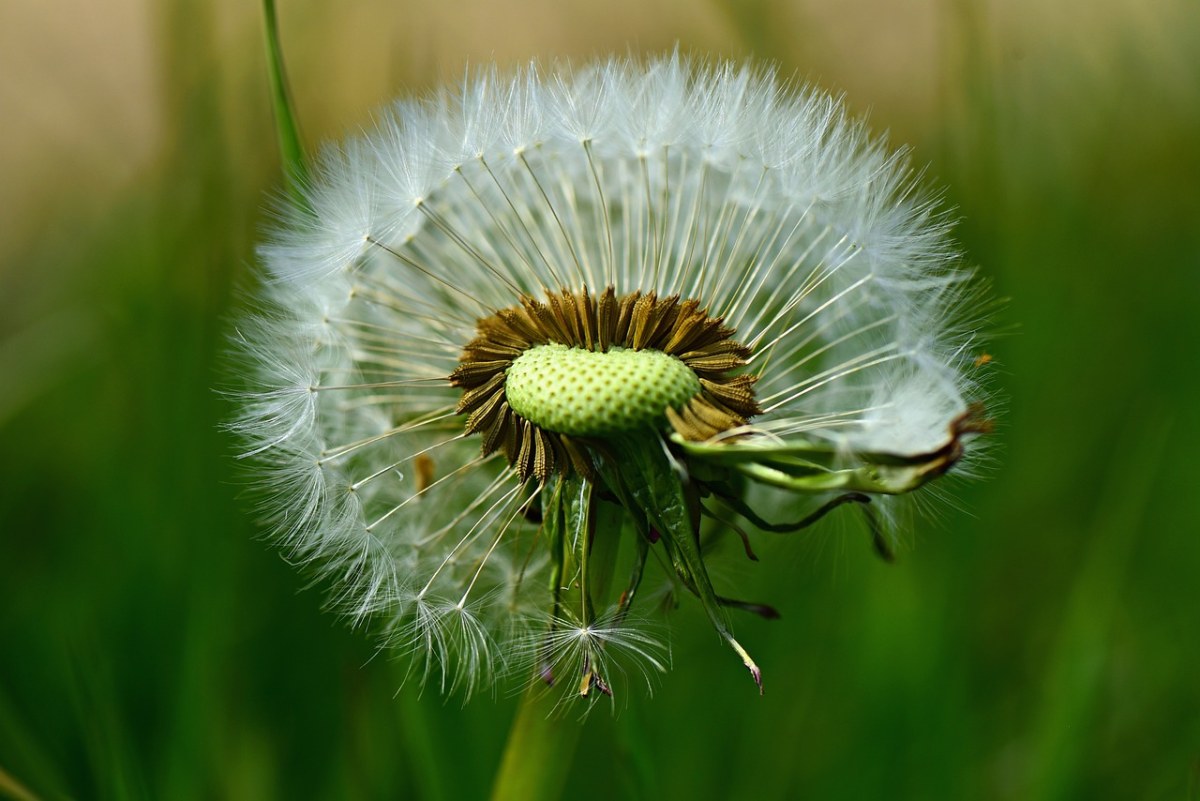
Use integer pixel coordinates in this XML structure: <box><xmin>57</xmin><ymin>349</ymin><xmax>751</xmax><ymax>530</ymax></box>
<box><xmin>232</xmin><ymin>53</ymin><xmax>994</xmax><ymax>701</ymax></box>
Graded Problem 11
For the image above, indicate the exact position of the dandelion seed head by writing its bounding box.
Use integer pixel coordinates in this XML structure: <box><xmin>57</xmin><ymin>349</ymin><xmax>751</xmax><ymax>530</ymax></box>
<box><xmin>231</xmin><ymin>53</ymin><xmax>997</xmax><ymax>702</ymax></box>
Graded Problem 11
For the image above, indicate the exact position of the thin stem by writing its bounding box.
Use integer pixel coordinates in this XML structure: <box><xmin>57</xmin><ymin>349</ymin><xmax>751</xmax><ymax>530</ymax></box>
<box><xmin>490</xmin><ymin>685</ymin><xmax>583</xmax><ymax>801</ymax></box>
<box><xmin>261</xmin><ymin>0</ymin><xmax>310</xmax><ymax>209</ymax></box>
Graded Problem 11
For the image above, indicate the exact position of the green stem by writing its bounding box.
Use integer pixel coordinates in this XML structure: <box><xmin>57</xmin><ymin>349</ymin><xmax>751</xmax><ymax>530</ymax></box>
<box><xmin>261</xmin><ymin>0</ymin><xmax>310</xmax><ymax>209</ymax></box>
<box><xmin>490</xmin><ymin>686</ymin><xmax>583</xmax><ymax>801</ymax></box>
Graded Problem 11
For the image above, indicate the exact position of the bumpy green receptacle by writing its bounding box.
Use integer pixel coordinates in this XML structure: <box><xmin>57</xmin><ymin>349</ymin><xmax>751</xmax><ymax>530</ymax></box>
<box><xmin>505</xmin><ymin>344</ymin><xmax>701</xmax><ymax>436</ymax></box>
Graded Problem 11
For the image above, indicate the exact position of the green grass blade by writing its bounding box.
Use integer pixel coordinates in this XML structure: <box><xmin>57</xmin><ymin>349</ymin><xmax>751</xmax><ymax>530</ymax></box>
<box><xmin>261</xmin><ymin>0</ymin><xmax>310</xmax><ymax>208</ymax></box>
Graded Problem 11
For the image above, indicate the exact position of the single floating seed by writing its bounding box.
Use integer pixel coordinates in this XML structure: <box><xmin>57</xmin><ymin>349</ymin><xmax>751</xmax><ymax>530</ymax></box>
<box><xmin>505</xmin><ymin>344</ymin><xmax>701</xmax><ymax>436</ymax></box>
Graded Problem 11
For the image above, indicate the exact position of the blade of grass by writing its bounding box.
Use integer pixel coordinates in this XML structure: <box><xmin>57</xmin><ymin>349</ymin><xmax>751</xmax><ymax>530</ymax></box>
<box><xmin>261</xmin><ymin>0</ymin><xmax>310</xmax><ymax>209</ymax></box>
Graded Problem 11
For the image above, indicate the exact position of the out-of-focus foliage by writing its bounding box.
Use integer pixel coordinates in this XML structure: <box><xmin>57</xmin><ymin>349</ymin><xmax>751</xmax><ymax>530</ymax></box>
<box><xmin>1</xmin><ymin>1</ymin><xmax>1197</xmax><ymax>799</ymax></box>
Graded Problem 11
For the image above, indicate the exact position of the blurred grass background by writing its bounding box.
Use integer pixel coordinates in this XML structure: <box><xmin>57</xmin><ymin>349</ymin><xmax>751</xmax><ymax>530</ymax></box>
<box><xmin>1</xmin><ymin>0</ymin><xmax>1198</xmax><ymax>798</ymax></box>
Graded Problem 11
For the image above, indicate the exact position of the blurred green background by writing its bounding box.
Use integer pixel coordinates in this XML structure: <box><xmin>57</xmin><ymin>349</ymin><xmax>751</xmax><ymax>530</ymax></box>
<box><xmin>1</xmin><ymin>0</ymin><xmax>1198</xmax><ymax>798</ymax></box>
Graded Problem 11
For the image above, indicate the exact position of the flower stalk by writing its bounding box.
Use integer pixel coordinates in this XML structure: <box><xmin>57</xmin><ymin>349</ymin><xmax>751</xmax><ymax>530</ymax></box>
<box><xmin>490</xmin><ymin>685</ymin><xmax>585</xmax><ymax>801</ymax></box>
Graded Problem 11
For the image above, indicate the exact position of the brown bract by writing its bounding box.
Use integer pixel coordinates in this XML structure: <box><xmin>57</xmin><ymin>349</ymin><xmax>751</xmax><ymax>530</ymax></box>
<box><xmin>449</xmin><ymin>286</ymin><xmax>762</xmax><ymax>483</ymax></box>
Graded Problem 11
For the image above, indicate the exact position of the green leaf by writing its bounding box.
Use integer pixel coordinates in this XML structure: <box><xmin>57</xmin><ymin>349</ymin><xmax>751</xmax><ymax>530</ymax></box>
<box><xmin>542</xmin><ymin>477</ymin><xmax>568</xmax><ymax>624</ymax></box>
<box><xmin>542</xmin><ymin>473</ymin><xmax>605</xmax><ymax>624</ymax></box>
<box><xmin>560</xmin><ymin>474</ymin><xmax>596</xmax><ymax>622</ymax></box>
<box><xmin>671</xmin><ymin>431</ymin><xmax>967</xmax><ymax>468</ymax></box>
<box><xmin>599</xmin><ymin>437</ymin><xmax>763</xmax><ymax>691</ymax></box>
<box><xmin>736</xmin><ymin>459</ymin><xmax>947</xmax><ymax>496</ymax></box>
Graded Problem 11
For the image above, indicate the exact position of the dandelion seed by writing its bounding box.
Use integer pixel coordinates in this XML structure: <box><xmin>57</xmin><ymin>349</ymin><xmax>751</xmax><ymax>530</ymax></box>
<box><xmin>232</xmin><ymin>53</ymin><xmax>995</xmax><ymax>701</ymax></box>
